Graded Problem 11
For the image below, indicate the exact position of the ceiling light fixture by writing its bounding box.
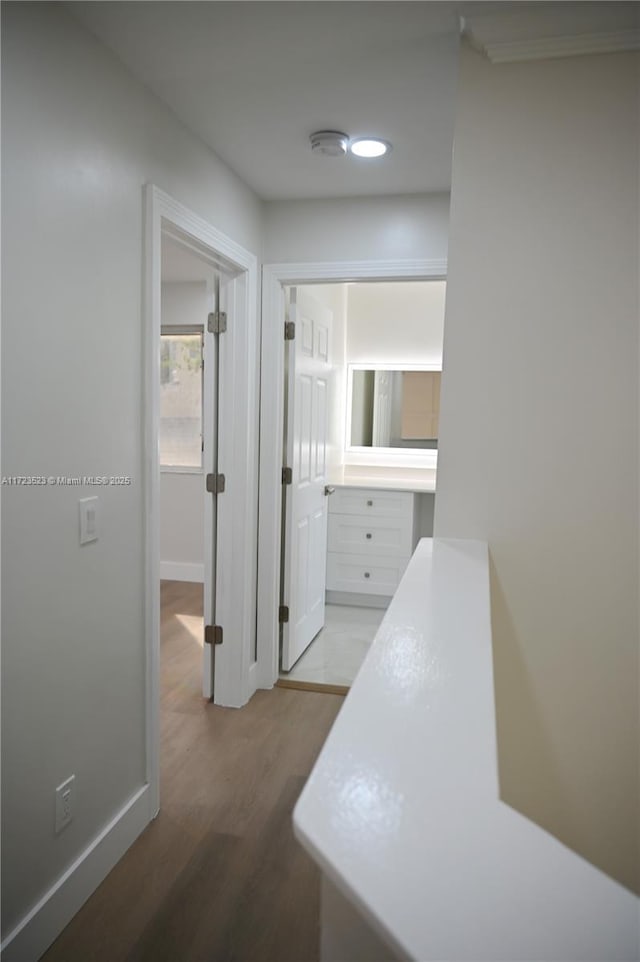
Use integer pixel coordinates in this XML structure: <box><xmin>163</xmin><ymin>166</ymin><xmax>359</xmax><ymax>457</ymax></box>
<box><xmin>309</xmin><ymin>131</ymin><xmax>392</xmax><ymax>159</ymax></box>
<box><xmin>349</xmin><ymin>138</ymin><xmax>391</xmax><ymax>158</ymax></box>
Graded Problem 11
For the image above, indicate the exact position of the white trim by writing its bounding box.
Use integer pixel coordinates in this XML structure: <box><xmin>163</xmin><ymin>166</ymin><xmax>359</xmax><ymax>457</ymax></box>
<box><xmin>480</xmin><ymin>30</ymin><xmax>640</xmax><ymax>63</ymax></box>
<box><xmin>344</xmin><ymin>448</ymin><xmax>438</xmax><ymax>470</ymax></box>
<box><xmin>0</xmin><ymin>786</ymin><xmax>150</xmax><ymax>962</ymax></box>
<box><xmin>348</xmin><ymin>362</ymin><xmax>442</xmax><ymax>372</ymax></box>
<box><xmin>256</xmin><ymin>268</ymin><xmax>287</xmax><ymax>690</ymax></box>
<box><xmin>265</xmin><ymin>258</ymin><xmax>447</xmax><ymax>283</ymax></box>
<box><xmin>460</xmin><ymin>9</ymin><xmax>640</xmax><ymax>64</ymax></box>
<box><xmin>143</xmin><ymin>185</ymin><xmax>161</xmax><ymax>817</ymax></box>
<box><xmin>145</xmin><ymin>185</ymin><xmax>259</xmax><ymax>821</ymax></box>
<box><xmin>159</xmin><ymin>561</ymin><xmax>204</xmax><ymax>583</ymax></box>
<box><xmin>256</xmin><ymin>259</ymin><xmax>446</xmax><ymax>691</ymax></box>
<box><xmin>160</xmin><ymin>466</ymin><xmax>204</xmax><ymax>475</ymax></box>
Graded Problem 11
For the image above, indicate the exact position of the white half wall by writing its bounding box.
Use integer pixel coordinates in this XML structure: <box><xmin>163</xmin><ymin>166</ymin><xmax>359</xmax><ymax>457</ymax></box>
<box><xmin>1</xmin><ymin>2</ymin><xmax>262</xmax><ymax>952</ymax></box>
<box><xmin>435</xmin><ymin>42</ymin><xmax>639</xmax><ymax>893</ymax></box>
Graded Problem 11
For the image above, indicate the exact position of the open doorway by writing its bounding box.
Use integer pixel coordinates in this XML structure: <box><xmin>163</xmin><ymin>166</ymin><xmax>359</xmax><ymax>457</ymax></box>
<box><xmin>158</xmin><ymin>235</ymin><xmax>212</xmax><ymax>723</ymax></box>
<box><xmin>144</xmin><ymin>186</ymin><xmax>259</xmax><ymax>815</ymax></box>
<box><xmin>276</xmin><ymin>279</ymin><xmax>445</xmax><ymax>691</ymax></box>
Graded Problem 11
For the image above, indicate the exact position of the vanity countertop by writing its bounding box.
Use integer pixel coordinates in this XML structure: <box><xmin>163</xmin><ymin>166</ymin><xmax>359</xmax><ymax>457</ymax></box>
<box><xmin>326</xmin><ymin>469</ymin><xmax>436</xmax><ymax>494</ymax></box>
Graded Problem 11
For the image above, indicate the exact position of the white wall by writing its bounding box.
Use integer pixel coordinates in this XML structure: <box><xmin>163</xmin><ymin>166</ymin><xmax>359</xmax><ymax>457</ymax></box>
<box><xmin>160</xmin><ymin>282</ymin><xmax>207</xmax><ymax>581</ymax></box>
<box><xmin>346</xmin><ymin>280</ymin><xmax>445</xmax><ymax>365</ymax></box>
<box><xmin>1</xmin><ymin>2</ymin><xmax>263</xmax><ymax>946</ymax></box>
<box><xmin>159</xmin><ymin>474</ymin><xmax>204</xmax><ymax>581</ymax></box>
<box><xmin>264</xmin><ymin>193</ymin><xmax>449</xmax><ymax>264</ymax></box>
<box><xmin>161</xmin><ymin>280</ymin><xmax>209</xmax><ymax>330</ymax></box>
<box><xmin>435</xmin><ymin>42</ymin><xmax>639</xmax><ymax>893</ymax></box>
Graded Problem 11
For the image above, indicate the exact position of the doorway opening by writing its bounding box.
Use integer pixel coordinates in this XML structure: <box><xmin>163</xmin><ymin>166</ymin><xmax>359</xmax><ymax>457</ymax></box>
<box><xmin>144</xmin><ymin>186</ymin><xmax>259</xmax><ymax>816</ymax></box>
<box><xmin>274</xmin><ymin>277</ymin><xmax>446</xmax><ymax>691</ymax></box>
<box><xmin>158</xmin><ymin>234</ymin><xmax>214</xmax><ymax>741</ymax></box>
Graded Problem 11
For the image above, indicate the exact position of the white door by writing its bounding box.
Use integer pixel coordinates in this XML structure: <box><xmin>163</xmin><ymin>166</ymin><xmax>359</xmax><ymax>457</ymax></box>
<box><xmin>202</xmin><ymin>274</ymin><xmax>223</xmax><ymax>699</ymax></box>
<box><xmin>281</xmin><ymin>288</ymin><xmax>332</xmax><ymax>671</ymax></box>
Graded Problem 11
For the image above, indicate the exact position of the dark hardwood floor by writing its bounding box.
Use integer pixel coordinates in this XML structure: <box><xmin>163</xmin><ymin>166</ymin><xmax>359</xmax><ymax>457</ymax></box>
<box><xmin>41</xmin><ymin>581</ymin><xmax>344</xmax><ymax>962</ymax></box>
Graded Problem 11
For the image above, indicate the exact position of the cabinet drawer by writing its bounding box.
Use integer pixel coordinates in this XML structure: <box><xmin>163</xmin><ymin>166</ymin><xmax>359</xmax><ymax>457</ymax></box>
<box><xmin>326</xmin><ymin>551</ymin><xmax>409</xmax><ymax>596</ymax></box>
<box><xmin>328</xmin><ymin>514</ymin><xmax>413</xmax><ymax>558</ymax></box>
<box><xmin>329</xmin><ymin>487</ymin><xmax>412</xmax><ymax>519</ymax></box>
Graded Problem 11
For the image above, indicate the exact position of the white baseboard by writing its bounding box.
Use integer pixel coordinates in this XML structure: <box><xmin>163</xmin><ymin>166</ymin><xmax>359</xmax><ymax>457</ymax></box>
<box><xmin>160</xmin><ymin>561</ymin><xmax>204</xmax><ymax>583</ymax></box>
<box><xmin>1</xmin><ymin>785</ymin><xmax>151</xmax><ymax>962</ymax></box>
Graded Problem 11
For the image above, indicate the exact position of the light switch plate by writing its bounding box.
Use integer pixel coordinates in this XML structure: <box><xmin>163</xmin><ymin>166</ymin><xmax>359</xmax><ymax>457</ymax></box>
<box><xmin>79</xmin><ymin>497</ymin><xmax>99</xmax><ymax>545</ymax></box>
<box><xmin>55</xmin><ymin>774</ymin><xmax>75</xmax><ymax>833</ymax></box>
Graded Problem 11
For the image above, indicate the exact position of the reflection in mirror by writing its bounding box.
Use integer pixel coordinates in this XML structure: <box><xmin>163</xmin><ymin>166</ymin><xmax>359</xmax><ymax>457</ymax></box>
<box><xmin>350</xmin><ymin>368</ymin><xmax>441</xmax><ymax>450</ymax></box>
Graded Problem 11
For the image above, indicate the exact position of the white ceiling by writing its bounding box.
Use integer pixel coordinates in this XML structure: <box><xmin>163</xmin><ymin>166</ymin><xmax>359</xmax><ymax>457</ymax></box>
<box><xmin>69</xmin><ymin>1</ymin><xmax>463</xmax><ymax>201</ymax></box>
<box><xmin>68</xmin><ymin>1</ymin><xmax>636</xmax><ymax>203</ymax></box>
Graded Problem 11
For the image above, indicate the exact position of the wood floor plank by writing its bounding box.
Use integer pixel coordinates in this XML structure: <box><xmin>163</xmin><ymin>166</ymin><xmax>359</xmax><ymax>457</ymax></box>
<box><xmin>40</xmin><ymin>582</ymin><xmax>343</xmax><ymax>962</ymax></box>
<box><xmin>127</xmin><ymin>777</ymin><xmax>319</xmax><ymax>962</ymax></box>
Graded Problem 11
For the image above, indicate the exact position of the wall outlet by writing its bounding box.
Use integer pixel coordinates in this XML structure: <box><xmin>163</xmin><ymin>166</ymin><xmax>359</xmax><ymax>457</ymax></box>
<box><xmin>55</xmin><ymin>775</ymin><xmax>75</xmax><ymax>833</ymax></box>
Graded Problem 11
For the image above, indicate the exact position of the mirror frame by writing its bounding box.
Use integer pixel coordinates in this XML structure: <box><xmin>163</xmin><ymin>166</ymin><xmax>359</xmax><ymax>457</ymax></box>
<box><xmin>344</xmin><ymin>362</ymin><xmax>441</xmax><ymax>468</ymax></box>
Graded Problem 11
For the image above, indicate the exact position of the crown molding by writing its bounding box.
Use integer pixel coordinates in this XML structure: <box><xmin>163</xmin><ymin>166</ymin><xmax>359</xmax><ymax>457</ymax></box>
<box><xmin>461</xmin><ymin>6</ymin><xmax>640</xmax><ymax>64</ymax></box>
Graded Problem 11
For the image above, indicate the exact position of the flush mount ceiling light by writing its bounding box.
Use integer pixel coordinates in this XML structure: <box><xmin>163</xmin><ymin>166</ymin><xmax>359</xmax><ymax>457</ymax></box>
<box><xmin>309</xmin><ymin>131</ymin><xmax>392</xmax><ymax>159</ymax></box>
<box><xmin>310</xmin><ymin>130</ymin><xmax>349</xmax><ymax>157</ymax></box>
<box><xmin>349</xmin><ymin>137</ymin><xmax>391</xmax><ymax>158</ymax></box>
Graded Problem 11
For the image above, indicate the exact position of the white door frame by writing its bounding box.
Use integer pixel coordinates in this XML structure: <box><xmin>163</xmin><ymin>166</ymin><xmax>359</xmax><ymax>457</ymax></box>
<box><xmin>256</xmin><ymin>258</ymin><xmax>447</xmax><ymax>690</ymax></box>
<box><xmin>144</xmin><ymin>185</ymin><xmax>258</xmax><ymax>817</ymax></box>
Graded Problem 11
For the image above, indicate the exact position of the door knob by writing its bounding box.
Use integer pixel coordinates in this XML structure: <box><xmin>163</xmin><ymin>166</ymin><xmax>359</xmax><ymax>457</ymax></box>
<box><xmin>324</xmin><ymin>485</ymin><xmax>336</xmax><ymax>496</ymax></box>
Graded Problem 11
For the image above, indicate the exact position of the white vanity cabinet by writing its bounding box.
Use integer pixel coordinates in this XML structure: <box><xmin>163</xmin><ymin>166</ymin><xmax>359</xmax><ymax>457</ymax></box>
<box><xmin>326</xmin><ymin>486</ymin><xmax>419</xmax><ymax>602</ymax></box>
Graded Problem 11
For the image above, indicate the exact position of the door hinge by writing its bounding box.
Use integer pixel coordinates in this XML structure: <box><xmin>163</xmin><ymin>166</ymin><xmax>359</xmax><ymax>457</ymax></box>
<box><xmin>279</xmin><ymin>605</ymin><xmax>290</xmax><ymax>624</ymax></box>
<box><xmin>206</xmin><ymin>473</ymin><xmax>226</xmax><ymax>494</ymax></box>
<box><xmin>281</xmin><ymin>466</ymin><xmax>292</xmax><ymax>485</ymax></box>
<box><xmin>204</xmin><ymin>624</ymin><xmax>223</xmax><ymax>645</ymax></box>
<box><xmin>284</xmin><ymin>321</ymin><xmax>295</xmax><ymax>341</ymax></box>
<box><xmin>208</xmin><ymin>311</ymin><xmax>227</xmax><ymax>334</ymax></box>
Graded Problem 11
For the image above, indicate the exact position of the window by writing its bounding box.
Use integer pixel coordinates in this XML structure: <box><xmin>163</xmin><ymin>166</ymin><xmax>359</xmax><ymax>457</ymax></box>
<box><xmin>159</xmin><ymin>331</ymin><xmax>203</xmax><ymax>468</ymax></box>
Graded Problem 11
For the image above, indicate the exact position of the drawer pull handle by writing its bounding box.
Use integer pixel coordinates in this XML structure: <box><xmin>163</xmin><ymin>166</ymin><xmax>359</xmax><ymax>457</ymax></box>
<box><xmin>367</xmin><ymin>500</ymin><xmax>373</xmax><ymax>507</ymax></box>
<box><xmin>366</xmin><ymin>533</ymin><xmax>372</xmax><ymax>539</ymax></box>
<box><xmin>364</xmin><ymin>572</ymin><xmax>370</xmax><ymax>579</ymax></box>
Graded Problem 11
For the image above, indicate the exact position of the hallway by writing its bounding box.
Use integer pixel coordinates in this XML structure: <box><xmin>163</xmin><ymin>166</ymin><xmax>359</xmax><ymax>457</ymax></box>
<box><xmin>41</xmin><ymin>583</ymin><xmax>344</xmax><ymax>962</ymax></box>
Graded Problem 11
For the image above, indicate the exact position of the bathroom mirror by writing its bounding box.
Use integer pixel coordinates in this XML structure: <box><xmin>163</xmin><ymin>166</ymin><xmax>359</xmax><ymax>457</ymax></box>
<box><xmin>346</xmin><ymin>363</ymin><xmax>441</xmax><ymax>453</ymax></box>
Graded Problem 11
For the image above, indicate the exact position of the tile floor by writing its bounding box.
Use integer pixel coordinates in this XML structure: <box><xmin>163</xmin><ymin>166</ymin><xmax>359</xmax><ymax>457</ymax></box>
<box><xmin>280</xmin><ymin>603</ymin><xmax>386</xmax><ymax>687</ymax></box>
